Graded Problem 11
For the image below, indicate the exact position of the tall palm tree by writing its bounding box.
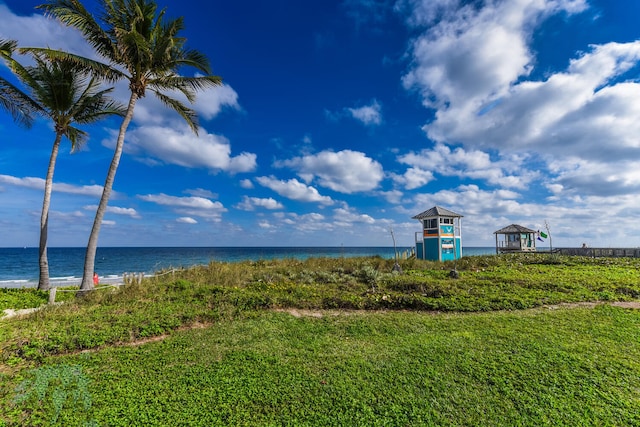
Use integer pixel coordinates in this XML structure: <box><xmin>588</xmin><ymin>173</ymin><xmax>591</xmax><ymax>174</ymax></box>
<box><xmin>38</xmin><ymin>0</ymin><xmax>222</xmax><ymax>291</ymax></box>
<box><xmin>3</xmin><ymin>51</ymin><xmax>124</xmax><ymax>290</ymax></box>
<box><xmin>0</xmin><ymin>39</ymin><xmax>38</xmax><ymax>128</ymax></box>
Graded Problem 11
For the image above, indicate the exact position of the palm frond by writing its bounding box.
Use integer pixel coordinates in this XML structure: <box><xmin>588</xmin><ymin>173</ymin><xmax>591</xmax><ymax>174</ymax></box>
<box><xmin>18</xmin><ymin>48</ymin><xmax>125</xmax><ymax>83</ymax></box>
<box><xmin>152</xmin><ymin>89</ymin><xmax>199</xmax><ymax>134</ymax></box>
<box><xmin>150</xmin><ymin>75</ymin><xmax>222</xmax><ymax>103</ymax></box>
<box><xmin>0</xmin><ymin>78</ymin><xmax>38</xmax><ymax>128</ymax></box>
<box><xmin>65</xmin><ymin>125</ymin><xmax>89</xmax><ymax>152</ymax></box>
<box><xmin>38</xmin><ymin>0</ymin><xmax>117</xmax><ymax>61</ymax></box>
<box><xmin>178</xmin><ymin>49</ymin><xmax>213</xmax><ymax>75</ymax></box>
<box><xmin>0</xmin><ymin>38</ymin><xmax>18</xmax><ymax>59</ymax></box>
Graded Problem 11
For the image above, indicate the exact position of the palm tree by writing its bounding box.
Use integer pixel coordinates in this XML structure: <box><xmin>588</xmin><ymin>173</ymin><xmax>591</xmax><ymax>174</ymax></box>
<box><xmin>38</xmin><ymin>0</ymin><xmax>222</xmax><ymax>291</ymax></box>
<box><xmin>3</xmin><ymin>51</ymin><xmax>124</xmax><ymax>290</ymax></box>
<box><xmin>0</xmin><ymin>39</ymin><xmax>38</xmax><ymax>128</ymax></box>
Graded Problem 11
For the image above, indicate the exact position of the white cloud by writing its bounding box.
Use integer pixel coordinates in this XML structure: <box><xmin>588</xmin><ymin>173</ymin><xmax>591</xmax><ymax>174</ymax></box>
<box><xmin>347</xmin><ymin>100</ymin><xmax>382</xmax><ymax>125</ymax></box>
<box><xmin>0</xmin><ymin>174</ymin><xmax>105</xmax><ymax>197</ymax></box>
<box><xmin>401</xmin><ymin>0</ymin><xmax>640</xmax><ymax>198</ymax></box>
<box><xmin>392</xmin><ymin>167</ymin><xmax>435</xmax><ymax>190</ymax></box>
<box><xmin>0</xmin><ymin>175</ymin><xmax>46</xmax><ymax>191</ymax></box>
<box><xmin>83</xmin><ymin>205</ymin><xmax>141</xmax><ymax>218</ymax></box>
<box><xmin>235</xmin><ymin>196</ymin><xmax>284</xmax><ymax>211</ymax></box>
<box><xmin>333</xmin><ymin>207</ymin><xmax>375</xmax><ymax>226</ymax></box>
<box><xmin>378</xmin><ymin>189</ymin><xmax>404</xmax><ymax>204</ymax></box>
<box><xmin>193</xmin><ymin>84</ymin><xmax>241</xmax><ymax>120</ymax></box>
<box><xmin>325</xmin><ymin>100</ymin><xmax>383</xmax><ymax>126</ymax></box>
<box><xmin>0</xmin><ymin>4</ymin><xmax>98</xmax><ymax>62</ymax></box>
<box><xmin>402</xmin><ymin>0</ymin><xmax>588</xmax><ymax>110</ymax></box>
<box><xmin>132</xmin><ymin>84</ymin><xmax>241</xmax><ymax>126</ymax></box>
<box><xmin>50</xmin><ymin>210</ymin><xmax>86</xmax><ymax>221</ymax></box>
<box><xmin>278</xmin><ymin>150</ymin><xmax>384</xmax><ymax>193</ymax></box>
<box><xmin>280</xmin><ymin>212</ymin><xmax>330</xmax><ymax>232</ymax></box>
<box><xmin>256</xmin><ymin>176</ymin><xmax>334</xmax><ymax>205</ymax></box>
<box><xmin>239</xmin><ymin>179</ymin><xmax>254</xmax><ymax>189</ymax></box>
<box><xmin>138</xmin><ymin>193</ymin><xmax>223</xmax><ymax>210</ymax></box>
<box><xmin>109</xmin><ymin>125</ymin><xmax>257</xmax><ymax>173</ymax></box>
<box><xmin>396</xmin><ymin>143</ymin><xmax>534</xmax><ymax>190</ymax></box>
<box><xmin>547</xmin><ymin>156</ymin><xmax>640</xmax><ymax>196</ymax></box>
<box><xmin>138</xmin><ymin>193</ymin><xmax>227</xmax><ymax>221</ymax></box>
<box><xmin>177</xmin><ymin>217</ymin><xmax>198</xmax><ymax>224</ymax></box>
<box><xmin>185</xmin><ymin>188</ymin><xmax>218</xmax><ymax>199</ymax></box>
<box><xmin>258</xmin><ymin>220</ymin><xmax>275</xmax><ymax>229</ymax></box>
<box><xmin>426</xmin><ymin>42</ymin><xmax>640</xmax><ymax>155</ymax></box>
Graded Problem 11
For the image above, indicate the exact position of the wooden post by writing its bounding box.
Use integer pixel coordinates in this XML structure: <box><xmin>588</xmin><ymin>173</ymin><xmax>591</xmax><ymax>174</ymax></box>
<box><xmin>48</xmin><ymin>287</ymin><xmax>57</xmax><ymax>304</ymax></box>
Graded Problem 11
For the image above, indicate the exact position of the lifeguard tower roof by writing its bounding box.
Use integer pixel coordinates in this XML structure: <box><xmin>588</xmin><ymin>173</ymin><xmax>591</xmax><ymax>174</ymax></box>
<box><xmin>494</xmin><ymin>224</ymin><xmax>536</xmax><ymax>234</ymax></box>
<box><xmin>412</xmin><ymin>206</ymin><xmax>463</xmax><ymax>220</ymax></box>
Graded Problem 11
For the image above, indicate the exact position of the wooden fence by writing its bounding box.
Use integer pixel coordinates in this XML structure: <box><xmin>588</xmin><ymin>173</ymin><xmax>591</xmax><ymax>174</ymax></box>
<box><xmin>556</xmin><ymin>247</ymin><xmax>640</xmax><ymax>258</ymax></box>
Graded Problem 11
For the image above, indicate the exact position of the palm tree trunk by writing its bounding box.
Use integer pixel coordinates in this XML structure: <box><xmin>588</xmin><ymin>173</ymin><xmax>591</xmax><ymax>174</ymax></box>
<box><xmin>38</xmin><ymin>133</ymin><xmax>63</xmax><ymax>291</ymax></box>
<box><xmin>80</xmin><ymin>93</ymin><xmax>138</xmax><ymax>291</ymax></box>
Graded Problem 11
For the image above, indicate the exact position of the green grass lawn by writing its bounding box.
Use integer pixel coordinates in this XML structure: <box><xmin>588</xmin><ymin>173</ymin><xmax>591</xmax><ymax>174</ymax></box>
<box><xmin>1</xmin><ymin>254</ymin><xmax>640</xmax><ymax>426</ymax></box>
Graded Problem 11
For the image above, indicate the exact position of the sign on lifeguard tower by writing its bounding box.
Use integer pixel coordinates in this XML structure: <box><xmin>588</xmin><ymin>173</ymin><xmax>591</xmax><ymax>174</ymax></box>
<box><xmin>412</xmin><ymin>206</ymin><xmax>463</xmax><ymax>261</ymax></box>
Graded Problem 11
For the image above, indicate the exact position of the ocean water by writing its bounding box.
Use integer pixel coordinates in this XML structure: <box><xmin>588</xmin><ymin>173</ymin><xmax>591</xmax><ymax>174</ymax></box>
<box><xmin>0</xmin><ymin>246</ymin><xmax>495</xmax><ymax>288</ymax></box>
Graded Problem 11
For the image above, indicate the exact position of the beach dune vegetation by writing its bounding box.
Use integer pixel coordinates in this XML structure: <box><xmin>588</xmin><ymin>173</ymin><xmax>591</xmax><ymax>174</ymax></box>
<box><xmin>1</xmin><ymin>253</ymin><xmax>639</xmax><ymax>425</ymax></box>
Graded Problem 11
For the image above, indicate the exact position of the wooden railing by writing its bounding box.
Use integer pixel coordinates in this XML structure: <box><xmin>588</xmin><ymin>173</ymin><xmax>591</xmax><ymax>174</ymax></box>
<box><xmin>556</xmin><ymin>248</ymin><xmax>640</xmax><ymax>258</ymax></box>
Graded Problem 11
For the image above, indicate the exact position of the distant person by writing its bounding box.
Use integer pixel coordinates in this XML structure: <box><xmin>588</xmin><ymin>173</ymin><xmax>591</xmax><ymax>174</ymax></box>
<box><xmin>93</xmin><ymin>272</ymin><xmax>99</xmax><ymax>286</ymax></box>
<box><xmin>582</xmin><ymin>243</ymin><xmax>588</xmax><ymax>248</ymax></box>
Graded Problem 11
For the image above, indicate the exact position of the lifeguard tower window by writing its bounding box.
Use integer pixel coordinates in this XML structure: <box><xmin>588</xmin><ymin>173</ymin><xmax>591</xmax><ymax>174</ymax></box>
<box><xmin>440</xmin><ymin>218</ymin><xmax>453</xmax><ymax>224</ymax></box>
<box><xmin>424</xmin><ymin>219</ymin><xmax>438</xmax><ymax>229</ymax></box>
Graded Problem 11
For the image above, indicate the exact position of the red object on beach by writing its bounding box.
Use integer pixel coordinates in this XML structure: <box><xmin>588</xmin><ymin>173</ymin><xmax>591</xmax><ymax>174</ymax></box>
<box><xmin>93</xmin><ymin>272</ymin><xmax>99</xmax><ymax>285</ymax></box>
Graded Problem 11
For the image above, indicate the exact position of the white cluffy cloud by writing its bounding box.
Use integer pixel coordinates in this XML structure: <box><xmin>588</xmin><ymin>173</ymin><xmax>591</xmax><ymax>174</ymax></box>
<box><xmin>235</xmin><ymin>196</ymin><xmax>284</xmax><ymax>211</ymax></box>
<box><xmin>138</xmin><ymin>193</ymin><xmax>227</xmax><ymax>221</ymax></box>
<box><xmin>347</xmin><ymin>100</ymin><xmax>382</xmax><ymax>126</ymax></box>
<box><xmin>177</xmin><ymin>217</ymin><xmax>198</xmax><ymax>224</ymax></box>
<box><xmin>256</xmin><ymin>176</ymin><xmax>334</xmax><ymax>205</ymax></box>
<box><xmin>333</xmin><ymin>206</ymin><xmax>375</xmax><ymax>226</ymax></box>
<box><xmin>131</xmin><ymin>83</ymin><xmax>241</xmax><ymax>126</ymax></box>
<box><xmin>83</xmin><ymin>205</ymin><xmax>141</xmax><ymax>219</ymax></box>
<box><xmin>402</xmin><ymin>0</ymin><xmax>588</xmax><ymax>110</ymax></box>
<box><xmin>325</xmin><ymin>100</ymin><xmax>383</xmax><ymax>126</ymax></box>
<box><xmin>402</xmin><ymin>0</ymin><xmax>640</xmax><ymax>198</ymax></box>
<box><xmin>0</xmin><ymin>174</ymin><xmax>106</xmax><ymax>197</ymax></box>
<box><xmin>0</xmin><ymin>4</ymin><xmax>97</xmax><ymax>62</ymax></box>
<box><xmin>395</xmin><ymin>143</ymin><xmax>534</xmax><ymax>190</ymax></box>
<box><xmin>110</xmin><ymin>126</ymin><xmax>257</xmax><ymax>173</ymax></box>
<box><xmin>278</xmin><ymin>150</ymin><xmax>384</xmax><ymax>194</ymax></box>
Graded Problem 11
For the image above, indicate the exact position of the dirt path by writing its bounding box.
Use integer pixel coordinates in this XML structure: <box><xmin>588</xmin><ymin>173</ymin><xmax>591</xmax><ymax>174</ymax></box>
<box><xmin>4</xmin><ymin>300</ymin><xmax>640</xmax><ymax>322</ymax></box>
<box><xmin>1</xmin><ymin>307</ymin><xmax>40</xmax><ymax>319</ymax></box>
<box><xmin>273</xmin><ymin>301</ymin><xmax>640</xmax><ymax>318</ymax></box>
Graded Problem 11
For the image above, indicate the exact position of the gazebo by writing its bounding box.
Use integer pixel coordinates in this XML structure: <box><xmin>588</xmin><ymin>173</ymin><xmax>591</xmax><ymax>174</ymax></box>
<box><xmin>494</xmin><ymin>224</ymin><xmax>536</xmax><ymax>254</ymax></box>
<box><xmin>413</xmin><ymin>206</ymin><xmax>463</xmax><ymax>261</ymax></box>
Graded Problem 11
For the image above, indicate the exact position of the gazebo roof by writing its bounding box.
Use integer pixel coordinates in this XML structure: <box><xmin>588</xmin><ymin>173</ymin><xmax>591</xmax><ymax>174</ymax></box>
<box><xmin>494</xmin><ymin>224</ymin><xmax>536</xmax><ymax>234</ymax></box>
<box><xmin>412</xmin><ymin>206</ymin><xmax>463</xmax><ymax>220</ymax></box>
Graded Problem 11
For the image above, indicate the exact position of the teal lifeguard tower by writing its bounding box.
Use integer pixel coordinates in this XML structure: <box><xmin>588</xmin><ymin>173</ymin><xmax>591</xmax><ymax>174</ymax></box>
<box><xmin>413</xmin><ymin>206</ymin><xmax>463</xmax><ymax>261</ymax></box>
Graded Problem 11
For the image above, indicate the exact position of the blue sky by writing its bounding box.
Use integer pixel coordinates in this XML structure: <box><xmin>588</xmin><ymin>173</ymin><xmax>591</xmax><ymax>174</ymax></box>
<box><xmin>1</xmin><ymin>0</ymin><xmax>640</xmax><ymax>248</ymax></box>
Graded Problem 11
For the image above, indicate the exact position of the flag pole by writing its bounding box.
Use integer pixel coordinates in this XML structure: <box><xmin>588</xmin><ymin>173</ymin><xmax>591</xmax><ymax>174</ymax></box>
<box><xmin>544</xmin><ymin>220</ymin><xmax>553</xmax><ymax>253</ymax></box>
